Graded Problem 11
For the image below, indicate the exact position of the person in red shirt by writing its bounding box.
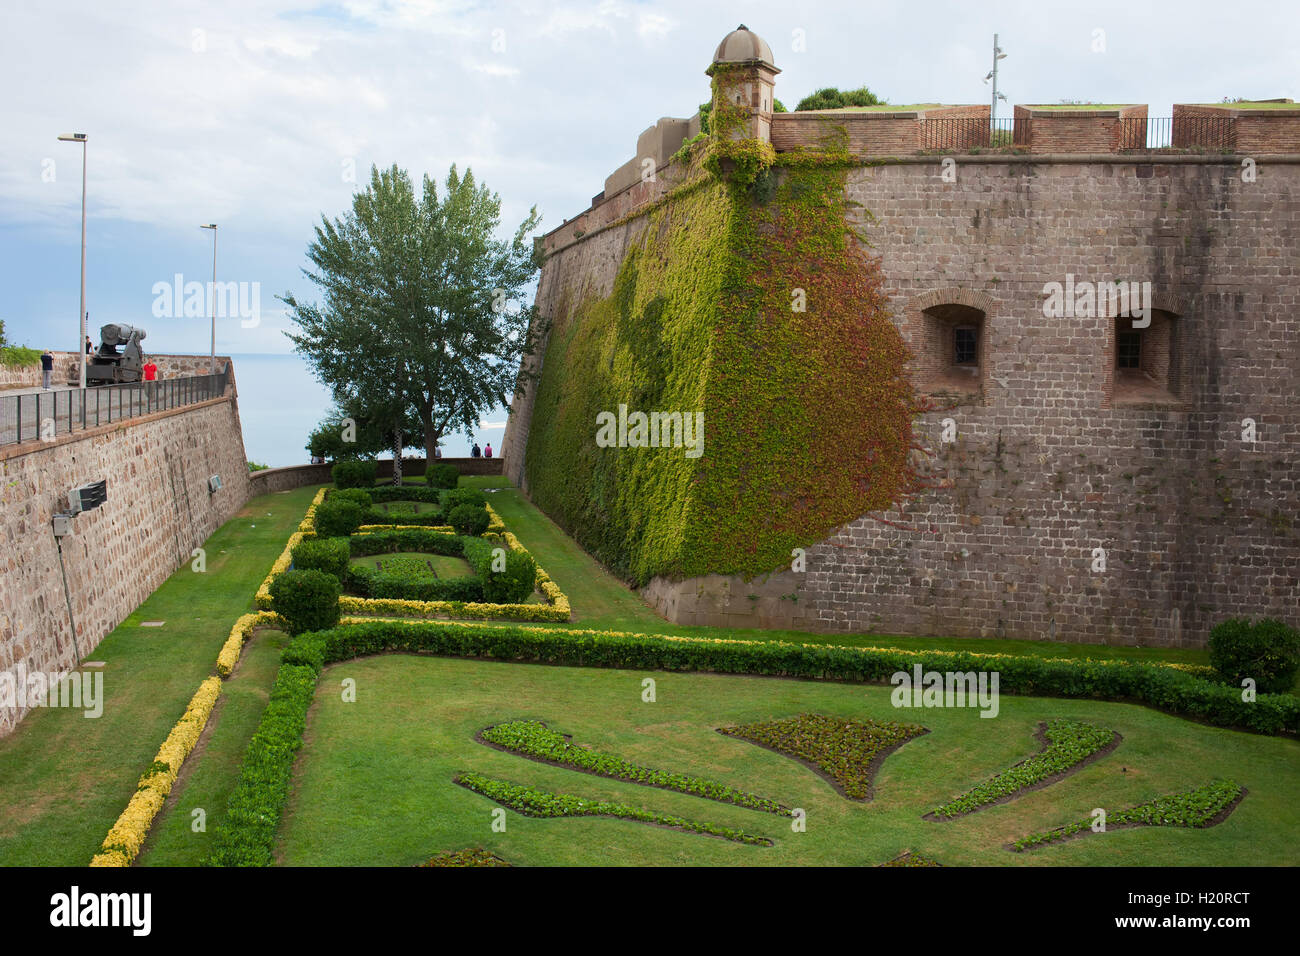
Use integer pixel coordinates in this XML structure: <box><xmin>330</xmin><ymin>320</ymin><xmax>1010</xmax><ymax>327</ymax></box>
<box><xmin>142</xmin><ymin>359</ymin><xmax>158</xmax><ymax>381</ymax></box>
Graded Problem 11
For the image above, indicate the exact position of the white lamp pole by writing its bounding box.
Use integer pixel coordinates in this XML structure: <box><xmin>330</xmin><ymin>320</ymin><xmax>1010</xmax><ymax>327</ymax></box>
<box><xmin>200</xmin><ymin>223</ymin><xmax>217</xmax><ymax>373</ymax></box>
<box><xmin>57</xmin><ymin>133</ymin><xmax>88</xmax><ymax>389</ymax></box>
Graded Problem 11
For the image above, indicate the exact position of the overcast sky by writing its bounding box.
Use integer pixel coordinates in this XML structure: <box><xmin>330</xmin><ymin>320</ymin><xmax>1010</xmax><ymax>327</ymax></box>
<box><xmin>1</xmin><ymin>0</ymin><xmax>1296</xmax><ymax>356</ymax></box>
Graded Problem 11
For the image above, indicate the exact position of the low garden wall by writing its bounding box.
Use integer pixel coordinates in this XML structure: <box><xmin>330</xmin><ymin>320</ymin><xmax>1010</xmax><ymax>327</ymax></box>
<box><xmin>249</xmin><ymin>457</ymin><xmax>504</xmax><ymax>495</ymax></box>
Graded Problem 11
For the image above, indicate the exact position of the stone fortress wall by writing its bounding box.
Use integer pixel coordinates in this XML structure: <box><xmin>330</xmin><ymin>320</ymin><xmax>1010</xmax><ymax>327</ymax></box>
<box><xmin>502</xmin><ymin>28</ymin><xmax>1300</xmax><ymax>647</ymax></box>
<box><xmin>0</xmin><ymin>356</ymin><xmax>251</xmax><ymax>736</ymax></box>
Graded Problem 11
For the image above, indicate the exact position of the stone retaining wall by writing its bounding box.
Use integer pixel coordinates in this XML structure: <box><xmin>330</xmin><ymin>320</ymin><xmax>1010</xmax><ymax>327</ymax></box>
<box><xmin>0</xmin><ymin>375</ymin><xmax>249</xmax><ymax>737</ymax></box>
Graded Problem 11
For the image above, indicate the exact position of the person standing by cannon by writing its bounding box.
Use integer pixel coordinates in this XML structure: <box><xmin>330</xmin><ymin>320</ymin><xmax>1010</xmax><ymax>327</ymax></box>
<box><xmin>40</xmin><ymin>349</ymin><xmax>54</xmax><ymax>389</ymax></box>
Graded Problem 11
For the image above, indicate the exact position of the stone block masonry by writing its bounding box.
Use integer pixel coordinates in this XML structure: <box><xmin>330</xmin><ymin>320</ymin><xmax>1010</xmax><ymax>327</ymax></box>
<box><xmin>0</xmin><ymin>371</ymin><xmax>251</xmax><ymax>737</ymax></box>
<box><xmin>798</xmin><ymin>158</ymin><xmax>1298</xmax><ymax>646</ymax></box>
<box><xmin>508</xmin><ymin>155</ymin><xmax>1300</xmax><ymax>648</ymax></box>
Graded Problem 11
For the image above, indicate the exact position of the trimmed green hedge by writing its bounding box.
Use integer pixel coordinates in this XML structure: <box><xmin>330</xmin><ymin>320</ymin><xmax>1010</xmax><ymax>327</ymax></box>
<box><xmin>290</xmin><ymin>536</ymin><xmax>350</xmax><ymax>579</ymax></box>
<box><xmin>368</xmin><ymin>485</ymin><xmax>443</xmax><ymax>504</ymax></box>
<box><xmin>363</xmin><ymin>506</ymin><xmax>447</xmax><ymax>527</ymax></box>
<box><xmin>268</xmin><ymin>569</ymin><xmax>341</xmax><ymax>635</ymax></box>
<box><xmin>328</xmin><ymin>488</ymin><xmax>373</xmax><ymax>508</ymax></box>
<box><xmin>206</xmin><ymin>661</ymin><xmax>319</xmax><ymax>866</ymax></box>
<box><xmin>301</xmin><ymin>621</ymin><xmax>1300</xmax><ymax>735</ymax></box>
<box><xmin>447</xmin><ymin>503</ymin><xmax>490</xmax><ymax>536</ymax></box>
<box><xmin>314</xmin><ymin>499</ymin><xmax>364</xmax><ymax>538</ymax></box>
<box><xmin>463</xmin><ymin>538</ymin><xmax>536</xmax><ymax>603</ymax></box>
<box><xmin>1209</xmin><ymin>617</ymin><xmax>1300</xmax><ymax>694</ymax></box>
<box><xmin>332</xmin><ymin>459</ymin><xmax>377</xmax><ymax>488</ymax></box>
<box><xmin>441</xmin><ymin>488</ymin><xmax>486</xmax><ymax>510</ymax></box>
<box><xmin>427</xmin><ymin>463</ymin><xmax>459</xmax><ymax>489</ymax></box>
<box><xmin>348</xmin><ymin>528</ymin><xmax>467</xmax><ymax>558</ymax></box>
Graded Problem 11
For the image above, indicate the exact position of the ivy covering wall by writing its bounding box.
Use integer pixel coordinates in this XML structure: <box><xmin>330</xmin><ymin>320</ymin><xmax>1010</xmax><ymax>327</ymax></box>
<box><xmin>525</xmin><ymin>98</ymin><xmax>919</xmax><ymax>587</ymax></box>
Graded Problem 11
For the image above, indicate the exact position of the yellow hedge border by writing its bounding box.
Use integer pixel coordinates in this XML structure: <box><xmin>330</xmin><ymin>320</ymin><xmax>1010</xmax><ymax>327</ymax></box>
<box><xmin>255</xmin><ymin>488</ymin><xmax>326</xmax><ymax>610</ymax></box>
<box><xmin>90</xmin><ymin>677</ymin><xmax>222</xmax><ymax>867</ymax></box>
<box><xmin>90</xmin><ymin>488</ymin><xmax>324</xmax><ymax>866</ymax></box>
<box><xmin>216</xmin><ymin>611</ymin><xmax>285</xmax><ymax>678</ymax></box>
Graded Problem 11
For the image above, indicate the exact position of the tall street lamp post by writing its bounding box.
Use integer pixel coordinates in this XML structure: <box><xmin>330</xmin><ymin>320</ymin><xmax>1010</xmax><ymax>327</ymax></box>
<box><xmin>57</xmin><ymin>133</ymin><xmax>88</xmax><ymax>389</ymax></box>
<box><xmin>200</xmin><ymin>223</ymin><xmax>217</xmax><ymax>374</ymax></box>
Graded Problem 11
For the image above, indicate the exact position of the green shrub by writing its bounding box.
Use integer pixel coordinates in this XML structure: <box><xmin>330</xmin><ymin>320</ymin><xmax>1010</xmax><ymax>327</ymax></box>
<box><xmin>313</xmin><ymin>499</ymin><xmax>364</xmax><ymax>538</ymax></box>
<box><xmin>461</xmin><ymin>538</ymin><xmax>536</xmax><ymax>603</ymax></box>
<box><xmin>329</xmin><ymin>487</ymin><xmax>373</xmax><ymax>508</ymax></box>
<box><xmin>268</xmin><ymin>569</ymin><xmax>341</xmax><ymax>636</ymax></box>
<box><xmin>427</xmin><ymin>463</ymin><xmax>460</xmax><ymax>489</ymax></box>
<box><xmin>290</xmin><ymin>537</ymin><xmax>350</xmax><ymax>579</ymax></box>
<box><xmin>442</xmin><ymin>487</ymin><xmax>486</xmax><ymax>510</ymax></box>
<box><xmin>206</xmin><ymin>660</ymin><xmax>321</xmax><ymax>866</ymax></box>
<box><xmin>0</xmin><ymin>345</ymin><xmax>41</xmax><ymax>368</ymax></box>
<box><xmin>361</xmin><ymin>506</ymin><xmax>446</xmax><ymax>527</ymax></box>
<box><xmin>448</xmin><ymin>503</ymin><xmax>491</xmax><ymax>536</ymax></box>
<box><xmin>332</xmin><ymin>459</ymin><xmax>377</xmax><ymax>489</ymax></box>
<box><xmin>347</xmin><ymin>528</ymin><xmax>466</xmax><ymax>557</ymax></box>
<box><xmin>369</xmin><ymin>485</ymin><xmax>442</xmax><ymax>504</ymax></box>
<box><xmin>794</xmin><ymin>86</ymin><xmax>884</xmax><ymax>111</ymax></box>
<box><xmin>1209</xmin><ymin>617</ymin><xmax>1300</xmax><ymax>694</ymax></box>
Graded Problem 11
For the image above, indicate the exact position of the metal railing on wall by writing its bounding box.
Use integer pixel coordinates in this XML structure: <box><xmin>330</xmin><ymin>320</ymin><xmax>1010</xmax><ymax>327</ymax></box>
<box><xmin>1</xmin><ymin>369</ymin><xmax>229</xmax><ymax>447</ymax></box>
<box><xmin>919</xmin><ymin>117</ymin><xmax>1032</xmax><ymax>151</ymax></box>
<box><xmin>1118</xmin><ymin>116</ymin><xmax>1236</xmax><ymax>150</ymax></box>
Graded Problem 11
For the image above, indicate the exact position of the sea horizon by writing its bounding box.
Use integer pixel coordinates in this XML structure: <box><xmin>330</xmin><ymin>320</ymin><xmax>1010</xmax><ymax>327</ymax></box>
<box><xmin>227</xmin><ymin>352</ymin><xmax>507</xmax><ymax>468</ymax></box>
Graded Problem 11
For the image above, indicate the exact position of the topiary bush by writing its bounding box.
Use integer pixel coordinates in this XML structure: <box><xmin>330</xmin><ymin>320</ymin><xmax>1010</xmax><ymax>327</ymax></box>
<box><xmin>268</xmin><ymin>569</ymin><xmax>341</xmax><ymax>635</ymax></box>
<box><xmin>332</xmin><ymin>459</ymin><xmax>377</xmax><ymax>489</ymax></box>
<box><xmin>448</xmin><ymin>503</ymin><xmax>491</xmax><ymax>536</ymax></box>
<box><xmin>313</xmin><ymin>499</ymin><xmax>364</xmax><ymax>538</ymax></box>
<box><xmin>1209</xmin><ymin>617</ymin><xmax>1300</xmax><ymax>694</ymax></box>
<box><xmin>427</xmin><ymin>463</ymin><xmax>459</xmax><ymax>489</ymax></box>
<box><xmin>463</xmin><ymin>538</ymin><xmax>536</xmax><ymax>603</ymax></box>
<box><xmin>290</xmin><ymin>537</ymin><xmax>350</xmax><ymax>580</ymax></box>
<box><xmin>442</xmin><ymin>487</ymin><xmax>486</xmax><ymax>511</ymax></box>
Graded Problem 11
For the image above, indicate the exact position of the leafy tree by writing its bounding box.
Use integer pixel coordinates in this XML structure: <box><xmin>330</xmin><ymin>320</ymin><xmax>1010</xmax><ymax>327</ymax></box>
<box><xmin>794</xmin><ymin>87</ymin><xmax>884</xmax><ymax>111</ymax></box>
<box><xmin>285</xmin><ymin>163</ymin><xmax>542</xmax><ymax>470</ymax></box>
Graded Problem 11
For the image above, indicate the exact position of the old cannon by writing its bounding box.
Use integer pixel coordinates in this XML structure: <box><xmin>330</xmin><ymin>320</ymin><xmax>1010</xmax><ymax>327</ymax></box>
<box><xmin>87</xmin><ymin>323</ymin><xmax>147</xmax><ymax>385</ymax></box>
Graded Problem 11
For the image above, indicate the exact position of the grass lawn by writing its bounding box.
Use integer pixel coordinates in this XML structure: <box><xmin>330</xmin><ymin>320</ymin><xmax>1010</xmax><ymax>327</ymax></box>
<box><xmin>0</xmin><ymin>484</ymin><xmax>324</xmax><ymax>866</ymax></box>
<box><xmin>350</xmin><ymin>552</ymin><xmax>475</xmax><ymax>578</ymax></box>
<box><xmin>462</xmin><ymin>476</ymin><xmax>1214</xmax><ymax>669</ymax></box>
<box><xmin>278</xmin><ymin>653</ymin><xmax>1300</xmax><ymax>866</ymax></box>
<box><xmin>138</xmin><ymin>628</ymin><xmax>290</xmax><ymax>866</ymax></box>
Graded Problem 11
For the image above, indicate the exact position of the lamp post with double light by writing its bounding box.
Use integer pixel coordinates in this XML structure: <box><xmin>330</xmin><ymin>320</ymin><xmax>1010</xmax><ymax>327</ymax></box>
<box><xmin>57</xmin><ymin>133</ymin><xmax>88</xmax><ymax>389</ymax></box>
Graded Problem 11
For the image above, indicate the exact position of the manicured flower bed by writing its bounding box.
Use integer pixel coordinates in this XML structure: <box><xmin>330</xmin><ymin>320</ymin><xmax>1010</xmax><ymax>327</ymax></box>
<box><xmin>420</xmin><ymin>847</ymin><xmax>511</xmax><ymax>867</ymax></box>
<box><xmin>346</xmin><ymin>554</ymin><xmax>485</xmax><ymax>602</ymax></box>
<box><xmin>928</xmin><ymin>719</ymin><xmax>1118</xmax><ymax>819</ymax></box>
<box><xmin>1010</xmin><ymin>780</ymin><xmax>1245</xmax><ymax>851</ymax></box>
<box><xmin>479</xmin><ymin>719</ymin><xmax>789</xmax><ymax>815</ymax></box>
<box><xmin>255</xmin><ymin>498</ymin><xmax>570</xmax><ymax>623</ymax></box>
<box><xmin>452</xmin><ymin>772</ymin><xmax>773</xmax><ymax>846</ymax></box>
<box><xmin>879</xmin><ymin>851</ymin><xmax>941</xmax><ymax>867</ymax></box>
<box><xmin>718</xmin><ymin>713</ymin><xmax>928</xmax><ymax>800</ymax></box>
